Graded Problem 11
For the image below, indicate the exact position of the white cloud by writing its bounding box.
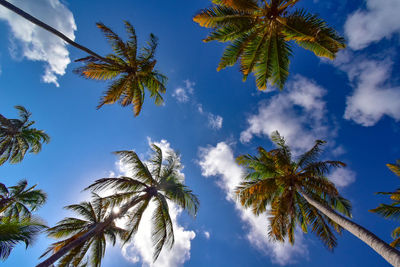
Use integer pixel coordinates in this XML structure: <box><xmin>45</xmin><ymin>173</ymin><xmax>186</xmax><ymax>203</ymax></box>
<box><xmin>172</xmin><ymin>79</ymin><xmax>195</xmax><ymax>103</ymax></box>
<box><xmin>114</xmin><ymin>139</ymin><xmax>195</xmax><ymax>267</ymax></box>
<box><xmin>332</xmin><ymin>53</ymin><xmax>400</xmax><ymax>126</ymax></box>
<box><xmin>203</xmin><ymin>231</ymin><xmax>210</xmax><ymax>239</ymax></box>
<box><xmin>345</xmin><ymin>0</ymin><xmax>400</xmax><ymax>50</ymax></box>
<box><xmin>173</xmin><ymin>79</ymin><xmax>223</xmax><ymax>130</ymax></box>
<box><xmin>328</xmin><ymin>168</ymin><xmax>356</xmax><ymax>188</ymax></box>
<box><xmin>208</xmin><ymin>114</ymin><xmax>223</xmax><ymax>130</ymax></box>
<box><xmin>198</xmin><ymin>142</ymin><xmax>308</xmax><ymax>265</ymax></box>
<box><xmin>240</xmin><ymin>75</ymin><xmax>331</xmax><ymax>153</ymax></box>
<box><xmin>0</xmin><ymin>0</ymin><xmax>77</xmax><ymax>86</ymax></box>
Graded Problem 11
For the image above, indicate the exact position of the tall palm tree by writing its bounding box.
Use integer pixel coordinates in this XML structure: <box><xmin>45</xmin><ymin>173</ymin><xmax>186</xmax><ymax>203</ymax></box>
<box><xmin>40</xmin><ymin>194</ymin><xmax>128</xmax><ymax>267</ymax></box>
<box><xmin>0</xmin><ymin>179</ymin><xmax>47</xmax><ymax>219</ymax></box>
<box><xmin>370</xmin><ymin>160</ymin><xmax>400</xmax><ymax>248</ymax></box>
<box><xmin>0</xmin><ymin>216</ymin><xmax>46</xmax><ymax>260</ymax></box>
<box><xmin>0</xmin><ymin>106</ymin><xmax>50</xmax><ymax>165</ymax></box>
<box><xmin>193</xmin><ymin>0</ymin><xmax>346</xmax><ymax>90</ymax></box>
<box><xmin>74</xmin><ymin>22</ymin><xmax>167</xmax><ymax>116</ymax></box>
<box><xmin>37</xmin><ymin>144</ymin><xmax>199</xmax><ymax>267</ymax></box>
<box><xmin>236</xmin><ymin>132</ymin><xmax>400</xmax><ymax>266</ymax></box>
<box><xmin>0</xmin><ymin>1</ymin><xmax>167</xmax><ymax>116</ymax></box>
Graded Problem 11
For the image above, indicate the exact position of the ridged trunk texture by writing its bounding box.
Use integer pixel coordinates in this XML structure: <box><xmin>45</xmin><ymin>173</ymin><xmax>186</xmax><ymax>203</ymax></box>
<box><xmin>301</xmin><ymin>189</ymin><xmax>400</xmax><ymax>267</ymax></box>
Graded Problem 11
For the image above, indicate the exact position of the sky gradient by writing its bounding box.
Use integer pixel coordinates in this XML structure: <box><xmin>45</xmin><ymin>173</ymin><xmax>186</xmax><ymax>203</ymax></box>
<box><xmin>1</xmin><ymin>0</ymin><xmax>400</xmax><ymax>266</ymax></box>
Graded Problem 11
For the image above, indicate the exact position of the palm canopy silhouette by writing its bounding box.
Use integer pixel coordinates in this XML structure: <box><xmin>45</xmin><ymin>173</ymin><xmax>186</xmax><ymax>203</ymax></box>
<box><xmin>194</xmin><ymin>0</ymin><xmax>346</xmax><ymax>90</ymax></box>
<box><xmin>0</xmin><ymin>106</ymin><xmax>50</xmax><ymax>165</ymax></box>
<box><xmin>0</xmin><ymin>216</ymin><xmax>46</xmax><ymax>260</ymax></box>
<box><xmin>74</xmin><ymin>22</ymin><xmax>167</xmax><ymax>116</ymax></box>
<box><xmin>370</xmin><ymin>160</ymin><xmax>400</xmax><ymax>248</ymax></box>
<box><xmin>0</xmin><ymin>179</ymin><xmax>47</xmax><ymax>219</ymax></box>
<box><xmin>37</xmin><ymin>144</ymin><xmax>199</xmax><ymax>267</ymax></box>
<box><xmin>41</xmin><ymin>194</ymin><xmax>128</xmax><ymax>267</ymax></box>
<box><xmin>236</xmin><ymin>131</ymin><xmax>350</xmax><ymax>248</ymax></box>
<box><xmin>235</xmin><ymin>132</ymin><xmax>400</xmax><ymax>266</ymax></box>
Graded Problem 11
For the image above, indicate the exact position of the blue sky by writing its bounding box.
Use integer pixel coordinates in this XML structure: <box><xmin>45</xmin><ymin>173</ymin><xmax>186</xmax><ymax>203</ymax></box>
<box><xmin>0</xmin><ymin>0</ymin><xmax>400</xmax><ymax>266</ymax></box>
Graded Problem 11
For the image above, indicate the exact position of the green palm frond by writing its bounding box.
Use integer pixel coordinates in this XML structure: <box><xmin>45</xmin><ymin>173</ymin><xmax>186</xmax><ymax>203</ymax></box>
<box><xmin>387</xmin><ymin>160</ymin><xmax>400</xmax><ymax>177</ymax></box>
<box><xmin>194</xmin><ymin>0</ymin><xmax>346</xmax><ymax>90</ymax></box>
<box><xmin>236</xmin><ymin>131</ymin><xmax>351</xmax><ymax>250</ymax></box>
<box><xmin>0</xmin><ymin>217</ymin><xmax>46</xmax><ymax>260</ymax></box>
<box><xmin>74</xmin><ymin>22</ymin><xmax>166</xmax><ymax>116</ymax></box>
<box><xmin>0</xmin><ymin>106</ymin><xmax>50</xmax><ymax>165</ymax></box>
<box><xmin>0</xmin><ymin>180</ymin><xmax>47</xmax><ymax>219</ymax></box>
<box><xmin>152</xmin><ymin>194</ymin><xmax>174</xmax><ymax>261</ymax></box>
<box><xmin>43</xmin><ymin>194</ymin><xmax>127</xmax><ymax>266</ymax></box>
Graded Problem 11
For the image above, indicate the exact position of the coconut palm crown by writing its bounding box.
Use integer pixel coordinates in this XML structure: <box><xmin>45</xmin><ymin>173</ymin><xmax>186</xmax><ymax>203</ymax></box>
<box><xmin>193</xmin><ymin>0</ymin><xmax>346</xmax><ymax>90</ymax></box>
<box><xmin>235</xmin><ymin>131</ymin><xmax>351</xmax><ymax>249</ymax></box>
<box><xmin>86</xmin><ymin>144</ymin><xmax>199</xmax><ymax>260</ymax></box>
<box><xmin>370</xmin><ymin>160</ymin><xmax>400</xmax><ymax>248</ymax></box>
<box><xmin>0</xmin><ymin>180</ymin><xmax>47</xmax><ymax>219</ymax></box>
<box><xmin>0</xmin><ymin>106</ymin><xmax>50</xmax><ymax>165</ymax></box>
<box><xmin>74</xmin><ymin>21</ymin><xmax>167</xmax><ymax>116</ymax></box>
<box><xmin>41</xmin><ymin>194</ymin><xmax>128</xmax><ymax>267</ymax></box>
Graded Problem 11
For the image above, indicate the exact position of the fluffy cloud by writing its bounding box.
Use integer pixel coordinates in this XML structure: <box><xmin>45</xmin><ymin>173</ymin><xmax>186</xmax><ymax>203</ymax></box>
<box><xmin>115</xmin><ymin>139</ymin><xmax>195</xmax><ymax>267</ymax></box>
<box><xmin>345</xmin><ymin>0</ymin><xmax>400</xmax><ymax>50</ymax></box>
<box><xmin>198</xmin><ymin>142</ymin><xmax>308</xmax><ymax>265</ymax></box>
<box><xmin>328</xmin><ymin>168</ymin><xmax>356</xmax><ymax>188</ymax></box>
<box><xmin>333</xmin><ymin>52</ymin><xmax>400</xmax><ymax>126</ymax></box>
<box><xmin>240</xmin><ymin>75</ymin><xmax>331</xmax><ymax>153</ymax></box>
<box><xmin>0</xmin><ymin>0</ymin><xmax>77</xmax><ymax>86</ymax></box>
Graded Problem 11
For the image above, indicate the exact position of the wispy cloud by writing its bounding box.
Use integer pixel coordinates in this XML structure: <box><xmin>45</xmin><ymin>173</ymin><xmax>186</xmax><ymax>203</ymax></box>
<box><xmin>172</xmin><ymin>79</ymin><xmax>223</xmax><ymax>130</ymax></box>
<box><xmin>172</xmin><ymin>80</ymin><xmax>195</xmax><ymax>103</ymax></box>
<box><xmin>198</xmin><ymin>142</ymin><xmax>308</xmax><ymax>265</ymax></box>
<box><xmin>345</xmin><ymin>0</ymin><xmax>400</xmax><ymax>50</ymax></box>
<box><xmin>0</xmin><ymin>0</ymin><xmax>76</xmax><ymax>86</ymax></box>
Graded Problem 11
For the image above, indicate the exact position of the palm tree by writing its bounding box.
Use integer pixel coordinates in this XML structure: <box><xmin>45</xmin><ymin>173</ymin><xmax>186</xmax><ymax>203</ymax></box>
<box><xmin>370</xmin><ymin>160</ymin><xmax>400</xmax><ymax>248</ymax></box>
<box><xmin>74</xmin><ymin>22</ymin><xmax>167</xmax><ymax>116</ymax></box>
<box><xmin>235</xmin><ymin>131</ymin><xmax>400</xmax><ymax>266</ymax></box>
<box><xmin>0</xmin><ymin>1</ymin><xmax>167</xmax><ymax>116</ymax></box>
<box><xmin>0</xmin><ymin>106</ymin><xmax>50</xmax><ymax>165</ymax></box>
<box><xmin>0</xmin><ymin>216</ymin><xmax>46</xmax><ymax>260</ymax></box>
<box><xmin>37</xmin><ymin>144</ymin><xmax>199</xmax><ymax>267</ymax></box>
<box><xmin>0</xmin><ymin>180</ymin><xmax>47</xmax><ymax>219</ymax></box>
<box><xmin>193</xmin><ymin>0</ymin><xmax>346</xmax><ymax>90</ymax></box>
<box><xmin>40</xmin><ymin>194</ymin><xmax>128</xmax><ymax>267</ymax></box>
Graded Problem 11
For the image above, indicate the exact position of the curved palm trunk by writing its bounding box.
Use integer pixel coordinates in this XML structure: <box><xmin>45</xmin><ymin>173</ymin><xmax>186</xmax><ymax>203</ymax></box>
<box><xmin>0</xmin><ymin>0</ymin><xmax>105</xmax><ymax>61</ymax></box>
<box><xmin>36</xmin><ymin>194</ymin><xmax>148</xmax><ymax>267</ymax></box>
<box><xmin>300</xmin><ymin>189</ymin><xmax>400</xmax><ymax>267</ymax></box>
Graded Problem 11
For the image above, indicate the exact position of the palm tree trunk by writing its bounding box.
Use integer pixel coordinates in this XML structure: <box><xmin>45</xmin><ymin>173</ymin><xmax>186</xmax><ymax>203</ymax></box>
<box><xmin>0</xmin><ymin>0</ymin><xmax>106</xmax><ymax>62</ymax></box>
<box><xmin>36</xmin><ymin>194</ymin><xmax>148</xmax><ymax>267</ymax></box>
<box><xmin>300</xmin><ymin>189</ymin><xmax>400</xmax><ymax>267</ymax></box>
